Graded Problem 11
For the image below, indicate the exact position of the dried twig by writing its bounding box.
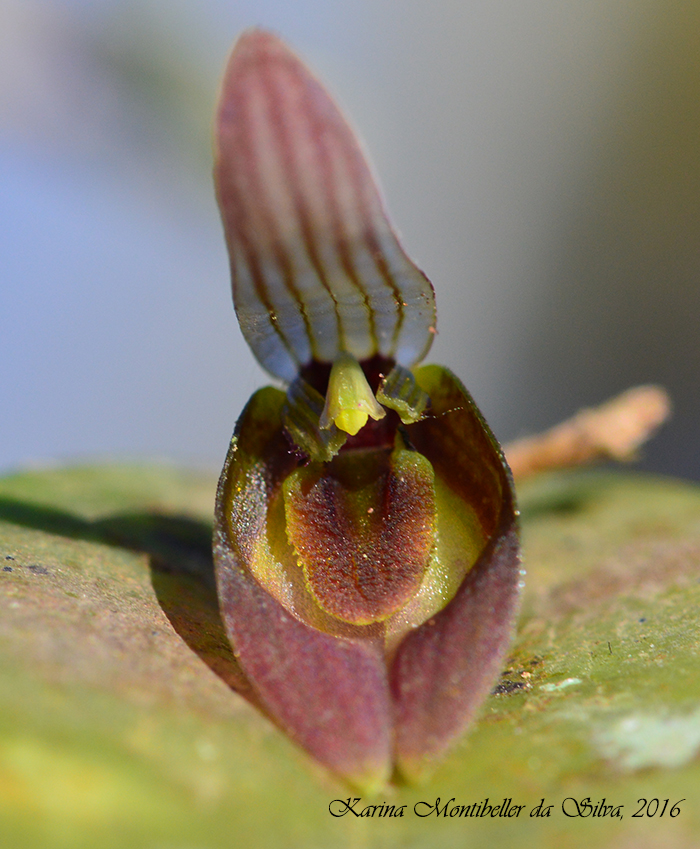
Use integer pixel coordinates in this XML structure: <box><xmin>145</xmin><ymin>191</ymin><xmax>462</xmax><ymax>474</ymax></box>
<box><xmin>505</xmin><ymin>385</ymin><xmax>671</xmax><ymax>482</ymax></box>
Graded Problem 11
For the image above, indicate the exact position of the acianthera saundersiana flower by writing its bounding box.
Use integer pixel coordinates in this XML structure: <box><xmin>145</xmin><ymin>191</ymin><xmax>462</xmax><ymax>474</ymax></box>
<box><xmin>212</xmin><ymin>29</ymin><xmax>521</xmax><ymax>791</ymax></box>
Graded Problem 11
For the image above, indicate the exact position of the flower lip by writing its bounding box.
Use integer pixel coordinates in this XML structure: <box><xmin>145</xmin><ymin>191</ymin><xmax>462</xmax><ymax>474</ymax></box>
<box><xmin>284</xmin><ymin>445</ymin><xmax>437</xmax><ymax>625</ymax></box>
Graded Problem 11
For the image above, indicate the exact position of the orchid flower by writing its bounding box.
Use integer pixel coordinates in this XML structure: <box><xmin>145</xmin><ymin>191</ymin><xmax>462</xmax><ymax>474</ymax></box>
<box><xmin>212</xmin><ymin>29</ymin><xmax>521</xmax><ymax>791</ymax></box>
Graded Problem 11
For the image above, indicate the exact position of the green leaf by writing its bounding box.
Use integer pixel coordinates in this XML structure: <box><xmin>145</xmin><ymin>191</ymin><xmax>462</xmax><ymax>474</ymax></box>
<box><xmin>1</xmin><ymin>464</ymin><xmax>700</xmax><ymax>847</ymax></box>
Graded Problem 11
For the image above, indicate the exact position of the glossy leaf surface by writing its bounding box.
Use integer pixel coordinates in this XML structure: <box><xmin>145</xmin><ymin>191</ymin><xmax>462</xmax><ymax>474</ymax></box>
<box><xmin>2</xmin><ymin>465</ymin><xmax>700</xmax><ymax>848</ymax></box>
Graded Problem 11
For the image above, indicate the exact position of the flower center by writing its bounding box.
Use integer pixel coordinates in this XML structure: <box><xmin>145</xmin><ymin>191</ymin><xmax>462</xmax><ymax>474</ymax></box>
<box><xmin>319</xmin><ymin>352</ymin><xmax>386</xmax><ymax>436</ymax></box>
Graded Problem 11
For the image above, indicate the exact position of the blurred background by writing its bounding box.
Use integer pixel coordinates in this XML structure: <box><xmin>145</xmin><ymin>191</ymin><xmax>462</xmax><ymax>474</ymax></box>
<box><xmin>1</xmin><ymin>0</ymin><xmax>698</xmax><ymax>480</ymax></box>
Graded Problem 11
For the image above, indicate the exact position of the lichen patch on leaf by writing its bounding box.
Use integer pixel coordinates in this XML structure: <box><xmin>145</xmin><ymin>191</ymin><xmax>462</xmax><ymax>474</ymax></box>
<box><xmin>594</xmin><ymin>709</ymin><xmax>700</xmax><ymax>771</ymax></box>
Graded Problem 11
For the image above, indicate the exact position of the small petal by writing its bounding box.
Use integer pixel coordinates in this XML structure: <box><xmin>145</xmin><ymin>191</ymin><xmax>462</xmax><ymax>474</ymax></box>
<box><xmin>214</xmin><ymin>29</ymin><xmax>436</xmax><ymax>380</ymax></box>
<box><xmin>376</xmin><ymin>363</ymin><xmax>430</xmax><ymax>424</ymax></box>
<box><xmin>282</xmin><ymin>377</ymin><xmax>347</xmax><ymax>462</ymax></box>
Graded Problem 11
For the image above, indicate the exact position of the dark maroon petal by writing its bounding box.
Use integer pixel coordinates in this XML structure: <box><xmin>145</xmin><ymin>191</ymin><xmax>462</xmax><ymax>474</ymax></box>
<box><xmin>391</xmin><ymin>519</ymin><xmax>519</xmax><ymax>781</ymax></box>
<box><xmin>214</xmin><ymin>530</ymin><xmax>392</xmax><ymax>789</ymax></box>
<box><xmin>390</xmin><ymin>365</ymin><xmax>521</xmax><ymax>780</ymax></box>
<box><xmin>213</xmin><ymin>388</ymin><xmax>392</xmax><ymax>789</ymax></box>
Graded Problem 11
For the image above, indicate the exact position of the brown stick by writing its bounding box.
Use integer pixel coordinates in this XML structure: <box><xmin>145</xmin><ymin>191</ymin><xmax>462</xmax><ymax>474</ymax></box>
<box><xmin>505</xmin><ymin>385</ymin><xmax>671</xmax><ymax>482</ymax></box>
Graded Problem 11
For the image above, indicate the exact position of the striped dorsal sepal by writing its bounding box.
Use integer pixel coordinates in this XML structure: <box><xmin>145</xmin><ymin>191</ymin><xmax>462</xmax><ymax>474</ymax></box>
<box><xmin>214</xmin><ymin>29</ymin><xmax>436</xmax><ymax>382</ymax></box>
